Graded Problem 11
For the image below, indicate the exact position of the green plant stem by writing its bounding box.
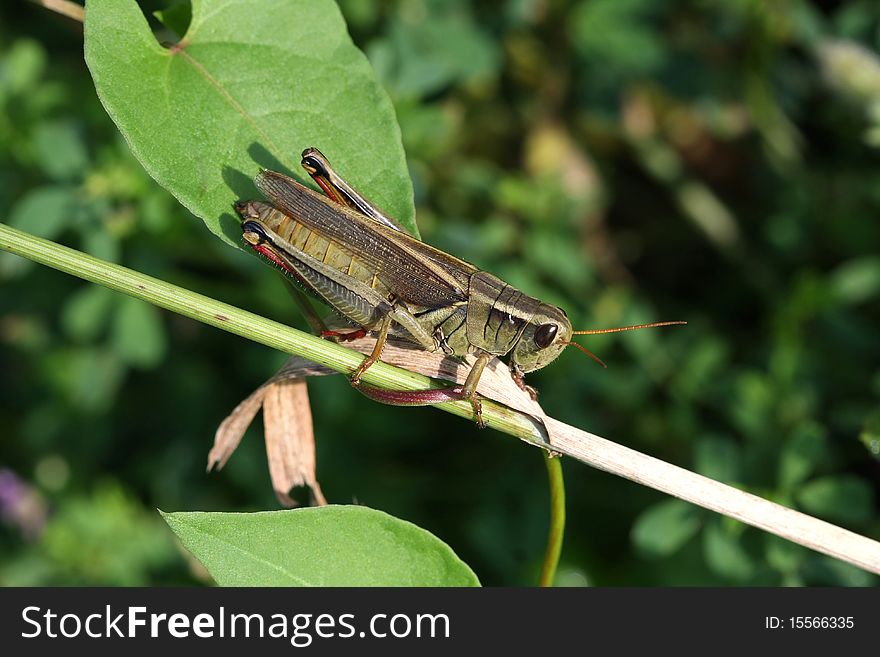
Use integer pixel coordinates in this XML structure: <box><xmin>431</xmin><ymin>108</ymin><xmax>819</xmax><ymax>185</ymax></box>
<box><xmin>538</xmin><ymin>452</ymin><xmax>565</xmax><ymax>587</ymax></box>
<box><xmin>0</xmin><ymin>223</ymin><xmax>547</xmax><ymax>445</ymax></box>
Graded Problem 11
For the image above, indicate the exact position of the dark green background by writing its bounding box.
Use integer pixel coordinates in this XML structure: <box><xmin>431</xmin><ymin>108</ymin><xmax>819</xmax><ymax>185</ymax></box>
<box><xmin>1</xmin><ymin>0</ymin><xmax>878</xmax><ymax>585</ymax></box>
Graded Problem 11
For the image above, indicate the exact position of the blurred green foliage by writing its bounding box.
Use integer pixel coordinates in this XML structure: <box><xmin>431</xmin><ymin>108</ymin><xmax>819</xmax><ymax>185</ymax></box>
<box><xmin>1</xmin><ymin>0</ymin><xmax>879</xmax><ymax>586</ymax></box>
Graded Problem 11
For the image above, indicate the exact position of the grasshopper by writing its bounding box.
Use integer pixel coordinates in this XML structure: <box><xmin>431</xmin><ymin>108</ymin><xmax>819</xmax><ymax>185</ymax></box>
<box><xmin>235</xmin><ymin>148</ymin><xmax>683</xmax><ymax>427</ymax></box>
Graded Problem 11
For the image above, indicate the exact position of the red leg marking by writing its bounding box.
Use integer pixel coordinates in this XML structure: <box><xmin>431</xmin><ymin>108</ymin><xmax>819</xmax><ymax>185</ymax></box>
<box><xmin>356</xmin><ymin>384</ymin><xmax>485</xmax><ymax>428</ymax></box>
<box><xmin>321</xmin><ymin>328</ymin><xmax>368</xmax><ymax>342</ymax></box>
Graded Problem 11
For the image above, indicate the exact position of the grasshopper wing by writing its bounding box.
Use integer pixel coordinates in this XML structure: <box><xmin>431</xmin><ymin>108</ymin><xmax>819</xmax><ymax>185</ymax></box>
<box><xmin>256</xmin><ymin>170</ymin><xmax>476</xmax><ymax>309</ymax></box>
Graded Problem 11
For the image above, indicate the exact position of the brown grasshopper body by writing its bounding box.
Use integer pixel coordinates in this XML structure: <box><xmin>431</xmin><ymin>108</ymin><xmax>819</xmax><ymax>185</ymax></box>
<box><xmin>235</xmin><ymin>149</ymin><xmax>682</xmax><ymax>426</ymax></box>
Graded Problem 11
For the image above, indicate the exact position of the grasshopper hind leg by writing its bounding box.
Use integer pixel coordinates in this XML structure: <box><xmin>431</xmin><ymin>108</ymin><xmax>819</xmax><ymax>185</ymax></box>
<box><xmin>321</xmin><ymin>327</ymin><xmax>368</xmax><ymax>342</ymax></box>
<box><xmin>355</xmin><ymin>351</ymin><xmax>492</xmax><ymax>429</ymax></box>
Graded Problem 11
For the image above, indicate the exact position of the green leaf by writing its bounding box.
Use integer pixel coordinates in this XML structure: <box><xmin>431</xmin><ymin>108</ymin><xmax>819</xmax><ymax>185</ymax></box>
<box><xmin>802</xmin><ymin>554</ymin><xmax>876</xmax><ymax>587</ymax></box>
<box><xmin>778</xmin><ymin>423</ymin><xmax>827</xmax><ymax>490</ymax></box>
<box><xmin>44</xmin><ymin>348</ymin><xmax>126</xmax><ymax>413</ymax></box>
<box><xmin>112</xmin><ymin>297</ymin><xmax>167</xmax><ymax>368</ymax></box>
<box><xmin>694</xmin><ymin>435</ymin><xmax>741</xmax><ymax>483</ymax></box>
<box><xmin>7</xmin><ymin>185</ymin><xmax>74</xmax><ymax>239</ymax></box>
<box><xmin>80</xmin><ymin>228</ymin><xmax>121</xmax><ymax>264</ymax></box>
<box><xmin>1</xmin><ymin>186</ymin><xmax>75</xmax><ymax>277</ymax></box>
<box><xmin>702</xmin><ymin>521</ymin><xmax>754</xmax><ymax>582</ymax></box>
<box><xmin>62</xmin><ymin>285</ymin><xmax>116</xmax><ymax>341</ymax></box>
<box><xmin>32</xmin><ymin>120</ymin><xmax>89</xmax><ymax>181</ymax></box>
<box><xmin>829</xmin><ymin>256</ymin><xmax>880</xmax><ymax>304</ymax></box>
<box><xmin>797</xmin><ymin>475</ymin><xmax>874</xmax><ymax>526</ymax></box>
<box><xmin>631</xmin><ymin>499</ymin><xmax>702</xmax><ymax>557</ymax></box>
<box><xmin>369</xmin><ymin>16</ymin><xmax>499</xmax><ymax>99</ymax></box>
<box><xmin>161</xmin><ymin>506</ymin><xmax>479</xmax><ymax>586</ymax></box>
<box><xmin>763</xmin><ymin>534</ymin><xmax>807</xmax><ymax>576</ymax></box>
<box><xmin>40</xmin><ymin>483</ymin><xmax>178</xmax><ymax>585</ymax></box>
<box><xmin>570</xmin><ymin>0</ymin><xmax>665</xmax><ymax>76</ymax></box>
<box><xmin>1</xmin><ymin>39</ymin><xmax>47</xmax><ymax>96</ymax></box>
<box><xmin>153</xmin><ymin>0</ymin><xmax>192</xmax><ymax>39</ymax></box>
<box><xmin>859</xmin><ymin>409</ymin><xmax>880</xmax><ymax>459</ymax></box>
<box><xmin>84</xmin><ymin>0</ymin><xmax>417</xmax><ymax>245</ymax></box>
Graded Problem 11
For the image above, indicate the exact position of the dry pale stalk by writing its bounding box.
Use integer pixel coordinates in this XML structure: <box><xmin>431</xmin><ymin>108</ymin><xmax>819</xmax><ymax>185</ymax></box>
<box><xmin>31</xmin><ymin>0</ymin><xmax>85</xmax><ymax>23</ymax></box>
<box><xmin>240</xmin><ymin>334</ymin><xmax>880</xmax><ymax>576</ymax></box>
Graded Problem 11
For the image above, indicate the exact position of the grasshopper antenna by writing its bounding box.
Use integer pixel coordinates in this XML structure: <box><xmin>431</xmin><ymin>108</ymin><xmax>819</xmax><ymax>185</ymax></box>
<box><xmin>565</xmin><ymin>321</ymin><xmax>687</xmax><ymax>368</ymax></box>
<box><xmin>563</xmin><ymin>340</ymin><xmax>608</xmax><ymax>368</ymax></box>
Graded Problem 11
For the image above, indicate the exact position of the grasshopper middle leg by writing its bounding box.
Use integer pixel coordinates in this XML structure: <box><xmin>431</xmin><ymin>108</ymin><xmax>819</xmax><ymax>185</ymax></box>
<box><xmin>350</xmin><ymin>315</ymin><xmax>392</xmax><ymax>385</ymax></box>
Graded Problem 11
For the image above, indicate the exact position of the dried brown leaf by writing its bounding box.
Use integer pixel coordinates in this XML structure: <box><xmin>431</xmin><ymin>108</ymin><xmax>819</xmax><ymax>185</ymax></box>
<box><xmin>210</xmin><ymin>367</ymin><xmax>327</xmax><ymax>507</ymax></box>
<box><xmin>207</xmin><ymin>385</ymin><xmax>267</xmax><ymax>471</ymax></box>
<box><xmin>262</xmin><ymin>377</ymin><xmax>326</xmax><ymax>507</ymax></box>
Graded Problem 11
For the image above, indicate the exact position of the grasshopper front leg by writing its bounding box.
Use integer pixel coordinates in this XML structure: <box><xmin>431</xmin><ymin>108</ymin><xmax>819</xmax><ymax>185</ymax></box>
<box><xmin>509</xmin><ymin>362</ymin><xmax>539</xmax><ymax>401</ymax></box>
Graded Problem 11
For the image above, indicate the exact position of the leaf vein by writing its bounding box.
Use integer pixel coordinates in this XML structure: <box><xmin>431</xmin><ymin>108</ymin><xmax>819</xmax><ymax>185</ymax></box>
<box><xmin>174</xmin><ymin>517</ymin><xmax>316</xmax><ymax>586</ymax></box>
<box><xmin>174</xmin><ymin>48</ymin><xmax>290</xmax><ymax>170</ymax></box>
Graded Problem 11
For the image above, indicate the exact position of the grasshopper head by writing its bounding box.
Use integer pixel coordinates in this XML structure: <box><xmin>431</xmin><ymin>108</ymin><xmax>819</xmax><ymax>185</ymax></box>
<box><xmin>510</xmin><ymin>304</ymin><xmax>573</xmax><ymax>373</ymax></box>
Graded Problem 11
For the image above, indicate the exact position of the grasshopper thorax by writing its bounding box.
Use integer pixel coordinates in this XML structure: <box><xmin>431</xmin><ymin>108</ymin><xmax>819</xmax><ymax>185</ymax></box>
<box><xmin>510</xmin><ymin>303</ymin><xmax>573</xmax><ymax>373</ymax></box>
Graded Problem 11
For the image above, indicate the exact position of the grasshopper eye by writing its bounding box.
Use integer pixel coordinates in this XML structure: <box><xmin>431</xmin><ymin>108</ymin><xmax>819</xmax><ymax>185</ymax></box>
<box><xmin>534</xmin><ymin>323</ymin><xmax>558</xmax><ymax>349</ymax></box>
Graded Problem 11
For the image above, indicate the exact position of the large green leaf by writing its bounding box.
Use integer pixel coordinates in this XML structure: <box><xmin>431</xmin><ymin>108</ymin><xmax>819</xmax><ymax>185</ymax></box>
<box><xmin>84</xmin><ymin>0</ymin><xmax>416</xmax><ymax>245</ymax></box>
<box><xmin>161</xmin><ymin>506</ymin><xmax>479</xmax><ymax>586</ymax></box>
